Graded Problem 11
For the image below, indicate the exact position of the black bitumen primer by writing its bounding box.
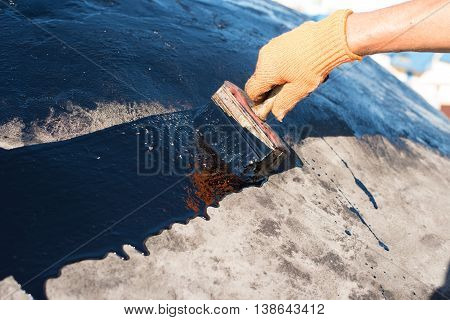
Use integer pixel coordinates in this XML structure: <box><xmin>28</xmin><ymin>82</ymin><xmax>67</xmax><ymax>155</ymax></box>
<box><xmin>1</xmin><ymin>0</ymin><xmax>449</xmax><ymax>300</ymax></box>
<box><xmin>0</xmin><ymin>103</ymin><xmax>298</xmax><ymax>299</ymax></box>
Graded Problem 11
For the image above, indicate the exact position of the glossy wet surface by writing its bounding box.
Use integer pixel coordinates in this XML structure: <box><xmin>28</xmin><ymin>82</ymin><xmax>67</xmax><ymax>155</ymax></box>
<box><xmin>0</xmin><ymin>103</ymin><xmax>298</xmax><ymax>299</ymax></box>
<box><xmin>0</xmin><ymin>0</ymin><xmax>449</xmax><ymax>299</ymax></box>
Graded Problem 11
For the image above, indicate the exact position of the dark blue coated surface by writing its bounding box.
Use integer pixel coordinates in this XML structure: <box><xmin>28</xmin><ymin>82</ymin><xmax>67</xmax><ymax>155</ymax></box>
<box><xmin>0</xmin><ymin>0</ymin><xmax>449</xmax><ymax>299</ymax></box>
<box><xmin>0</xmin><ymin>105</ymin><xmax>294</xmax><ymax>299</ymax></box>
<box><xmin>1</xmin><ymin>1</ymin><xmax>448</xmax><ymax>154</ymax></box>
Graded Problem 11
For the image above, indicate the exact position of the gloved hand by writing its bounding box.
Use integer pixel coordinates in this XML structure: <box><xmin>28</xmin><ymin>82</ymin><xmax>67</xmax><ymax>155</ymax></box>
<box><xmin>245</xmin><ymin>10</ymin><xmax>362</xmax><ymax>121</ymax></box>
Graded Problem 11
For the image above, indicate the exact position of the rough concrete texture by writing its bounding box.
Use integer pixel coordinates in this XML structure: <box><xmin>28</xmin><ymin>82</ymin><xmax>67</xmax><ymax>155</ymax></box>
<box><xmin>0</xmin><ymin>277</ymin><xmax>29</xmax><ymax>300</ymax></box>
<box><xmin>0</xmin><ymin>135</ymin><xmax>438</xmax><ymax>299</ymax></box>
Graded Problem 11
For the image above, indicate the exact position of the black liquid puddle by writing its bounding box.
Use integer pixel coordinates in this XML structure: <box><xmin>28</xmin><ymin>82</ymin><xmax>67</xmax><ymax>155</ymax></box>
<box><xmin>0</xmin><ymin>103</ymin><xmax>299</xmax><ymax>299</ymax></box>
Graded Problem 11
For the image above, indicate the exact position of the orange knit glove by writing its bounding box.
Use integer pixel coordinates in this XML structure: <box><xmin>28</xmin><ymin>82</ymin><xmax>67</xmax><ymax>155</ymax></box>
<box><xmin>245</xmin><ymin>10</ymin><xmax>362</xmax><ymax>121</ymax></box>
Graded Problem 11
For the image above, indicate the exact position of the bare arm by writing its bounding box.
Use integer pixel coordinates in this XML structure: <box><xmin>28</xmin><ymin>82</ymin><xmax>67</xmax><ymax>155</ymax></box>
<box><xmin>246</xmin><ymin>0</ymin><xmax>450</xmax><ymax>121</ymax></box>
<box><xmin>347</xmin><ymin>0</ymin><xmax>450</xmax><ymax>55</ymax></box>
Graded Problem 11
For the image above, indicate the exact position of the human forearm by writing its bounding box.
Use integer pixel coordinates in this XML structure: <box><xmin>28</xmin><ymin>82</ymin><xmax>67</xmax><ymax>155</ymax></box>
<box><xmin>245</xmin><ymin>0</ymin><xmax>450</xmax><ymax>121</ymax></box>
<box><xmin>346</xmin><ymin>0</ymin><xmax>450</xmax><ymax>55</ymax></box>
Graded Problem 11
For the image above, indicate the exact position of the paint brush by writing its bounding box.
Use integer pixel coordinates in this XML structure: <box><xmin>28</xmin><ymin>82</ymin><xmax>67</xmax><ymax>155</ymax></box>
<box><xmin>201</xmin><ymin>81</ymin><xmax>290</xmax><ymax>177</ymax></box>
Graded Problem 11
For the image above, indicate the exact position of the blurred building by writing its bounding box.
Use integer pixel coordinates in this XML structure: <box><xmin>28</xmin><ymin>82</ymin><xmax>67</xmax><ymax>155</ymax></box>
<box><xmin>275</xmin><ymin>0</ymin><xmax>450</xmax><ymax>118</ymax></box>
<box><xmin>372</xmin><ymin>53</ymin><xmax>450</xmax><ymax>117</ymax></box>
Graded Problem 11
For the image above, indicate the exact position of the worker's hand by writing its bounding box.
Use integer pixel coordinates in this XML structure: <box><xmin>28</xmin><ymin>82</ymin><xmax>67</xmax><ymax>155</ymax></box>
<box><xmin>245</xmin><ymin>10</ymin><xmax>361</xmax><ymax>121</ymax></box>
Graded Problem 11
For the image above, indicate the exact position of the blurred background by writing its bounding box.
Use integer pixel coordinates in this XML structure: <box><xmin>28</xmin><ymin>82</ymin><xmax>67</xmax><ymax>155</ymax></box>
<box><xmin>275</xmin><ymin>0</ymin><xmax>450</xmax><ymax>118</ymax></box>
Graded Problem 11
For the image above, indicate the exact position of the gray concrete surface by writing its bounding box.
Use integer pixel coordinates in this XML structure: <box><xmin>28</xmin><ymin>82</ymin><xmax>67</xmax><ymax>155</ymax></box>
<box><xmin>3</xmin><ymin>135</ymin><xmax>447</xmax><ymax>299</ymax></box>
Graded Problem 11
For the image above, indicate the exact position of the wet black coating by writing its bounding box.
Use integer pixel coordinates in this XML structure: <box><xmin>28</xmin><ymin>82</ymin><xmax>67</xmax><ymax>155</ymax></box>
<box><xmin>0</xmin><ymin>103</ymin><xmax>297</xmax><ymax>299</ymax></box>
<box><xmin>1</xmin><ymin>1</ymin><xmax>448</xmax><ymax>154</ymax></box>
<box><xmin>0</xmin><ymin>0</ymin><xmax>449</xmax><ymax>299</ymax></box>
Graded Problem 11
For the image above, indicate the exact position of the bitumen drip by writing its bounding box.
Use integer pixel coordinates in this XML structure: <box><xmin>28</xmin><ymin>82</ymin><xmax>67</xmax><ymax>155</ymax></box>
<box><xmin>354</xmin><ymin>178</ymin><xmax>378</xmax><ymax>210</ymax></box>
<box><xmin>348</xmin><ymin>207</ymin><xmax>389</xmax><ymax>251</ymax></box>
<box><xmin>321</xmin><ymin>138</ymin><xmax>379</xmax><ymax>210</ymax></box>
<box><xmin>0</xmin><ymin>103</ymin><xmax>298</xmax><ymax>299</ymax></box>
<box><xmin>306</xmin><ymin>137</ymin><xmax>388</xmax><ymax>251</ymax></box>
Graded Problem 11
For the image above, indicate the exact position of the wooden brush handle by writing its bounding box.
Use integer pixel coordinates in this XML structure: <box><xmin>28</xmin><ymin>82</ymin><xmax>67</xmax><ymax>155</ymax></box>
<box><xmin>252</xmin><ymin>85</ymin><xmax>284</xmax><ymax>121</ymax></box>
